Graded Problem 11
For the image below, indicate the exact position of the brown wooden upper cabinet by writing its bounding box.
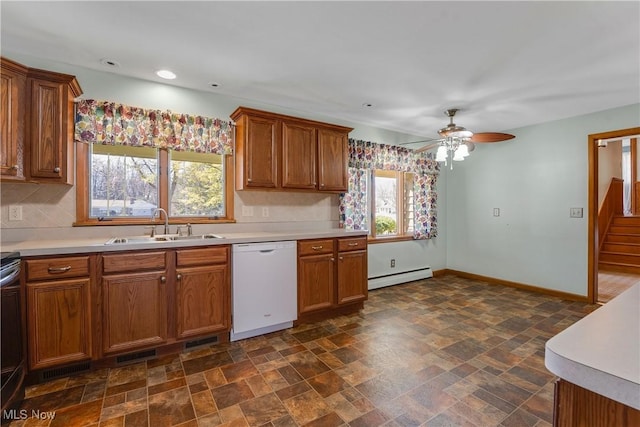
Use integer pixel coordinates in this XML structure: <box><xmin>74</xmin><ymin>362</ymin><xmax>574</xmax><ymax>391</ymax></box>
<box><xmin>231</xmin><ymin>107</ymin><xmax>352</xmax><ymax>193</ymax></box>
<box><xmin>0</xmin><ymin>57</ymin><xmax>82</xmax><ymax>185</ymax></box>
<box><xmin>1</xmin><ymin>58</ymin><xmax>27</xmax><ymax>181</ymax></box>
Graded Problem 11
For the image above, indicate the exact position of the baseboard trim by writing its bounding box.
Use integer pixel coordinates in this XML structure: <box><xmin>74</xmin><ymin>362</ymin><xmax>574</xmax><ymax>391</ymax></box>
<box><xmin>368</xmin><ymin>267</ymin><xmax>433</xmax><ymax>290</ymax></box>
<box><xmin>434</xmin><ymin>269</ymin><xmax>590</xmax><ymax>303</ymax></box>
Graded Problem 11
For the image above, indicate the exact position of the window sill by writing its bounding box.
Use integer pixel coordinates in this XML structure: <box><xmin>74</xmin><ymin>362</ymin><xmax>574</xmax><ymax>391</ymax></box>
<box><xmin>367</xmin><ymin>235</ymin><xmax>414</xmax><ymax>244</ymax></box>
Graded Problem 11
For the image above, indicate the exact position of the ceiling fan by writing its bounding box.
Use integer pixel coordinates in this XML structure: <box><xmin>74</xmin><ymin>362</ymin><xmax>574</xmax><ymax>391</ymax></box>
<box><xmin>403</xmin><ymin>108</ymin><xmax>515</xmax><ymax>153</ymax></box>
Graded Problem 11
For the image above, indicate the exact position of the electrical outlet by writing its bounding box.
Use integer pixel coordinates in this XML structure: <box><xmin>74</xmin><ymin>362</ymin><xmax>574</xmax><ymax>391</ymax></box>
<box><xmin>242</xmin><ymin>206</ymin><xmax>254</xmax><ymax>217</ymax></box>
<box><xmin>390</xmin><ymin>259</ymin><xmax>396</xmax><ymax>268</ymax></box>
<box><xmin>262</xmin><ymin>207</ymin><xmax>269</xmax><ymax>217</ymax></box>
<box><xmin>493</xmin><ymin>208</ymin><xmax>500</xmax><ymax>217</ymax></box>
<box><xmin>570</xmin><ymin>207</ymin><xmax>583</xmax><ymax>218</ymax></box>
<box><xmin>8</xmin><ymin>205</ymin><xmax>22</xmax><ymax>221</ymax></box>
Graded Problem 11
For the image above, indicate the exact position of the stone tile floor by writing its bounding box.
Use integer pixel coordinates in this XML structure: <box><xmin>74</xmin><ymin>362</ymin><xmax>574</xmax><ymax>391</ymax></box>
<box><xmin>5</xmin><ymin>275</ymin><xmax>598</xmax><ymax>427</ymax></box>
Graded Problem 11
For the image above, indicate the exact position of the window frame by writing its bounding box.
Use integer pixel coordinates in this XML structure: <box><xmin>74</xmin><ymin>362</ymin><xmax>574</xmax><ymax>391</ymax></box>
<box><xmin>74</xmin><ymin>142</ymin><xmax>235</xmax><ymax>226</ymax></box>
<box><xmin>368</xmin><ymin>169</ymin><xmax>415</xmax><ymax>243</ymax></box>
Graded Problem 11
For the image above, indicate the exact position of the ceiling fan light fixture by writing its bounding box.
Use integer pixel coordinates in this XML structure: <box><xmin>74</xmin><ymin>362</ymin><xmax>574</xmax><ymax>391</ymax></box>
<box><xmin>456</xmin><ymin>143</ymin><xmax>470</xmax><ymax>158</ymax></box>
<box><xmin>435</xmin><ymin>144</ymin><xmax>448</xmax><ymax>162</ymax></box>
<box><xmin>452</xmin><ymin>144</ymin><xmax>465</xmax><ymax>161</ymax></box>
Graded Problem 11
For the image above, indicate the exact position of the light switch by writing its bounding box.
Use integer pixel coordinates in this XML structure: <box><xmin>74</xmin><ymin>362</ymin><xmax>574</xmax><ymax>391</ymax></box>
<box><xmin>570</xmin><ymin>208</ymin><xmax>583</xmax><ymax>218</ymax></box>
<box><xmin>493</xmin><ymin>208</ymin><xmax>500</xmax><ymax>217</ymax></box>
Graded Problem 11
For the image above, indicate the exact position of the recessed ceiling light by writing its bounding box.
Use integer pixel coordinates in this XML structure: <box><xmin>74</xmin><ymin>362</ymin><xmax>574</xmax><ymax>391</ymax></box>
<box><xmin>362</xmin><ymin>102</ymin><xmax>374</xmax><ymax>108</ymax></box>
<box><xmin>99</xmin><ymin>58</ymin><xmax>120</xmax><ymax>68</ymax></box>
<box><xmin>209</xmin><ymin>82</ymin><xmax>221</xmax><ymax>88</ymax></box>
<box><xmin>156</xmin><ymin>69</ymin><xmax>177</xmax><ymax>80</ymax></box>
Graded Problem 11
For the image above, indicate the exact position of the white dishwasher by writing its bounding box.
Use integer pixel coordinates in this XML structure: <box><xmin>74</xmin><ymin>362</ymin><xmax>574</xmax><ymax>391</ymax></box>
<box><xmin>231</xmin><ymin>241</ymin><xmax>297</xmax><ymax>341</ymax></box>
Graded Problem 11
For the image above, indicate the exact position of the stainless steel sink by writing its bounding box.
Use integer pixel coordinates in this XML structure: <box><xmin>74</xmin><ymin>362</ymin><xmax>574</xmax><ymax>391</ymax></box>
<box><xmin>104</xmin><ymin>234</ymin><xmax>224</xmax><ymax>245</ymax></box>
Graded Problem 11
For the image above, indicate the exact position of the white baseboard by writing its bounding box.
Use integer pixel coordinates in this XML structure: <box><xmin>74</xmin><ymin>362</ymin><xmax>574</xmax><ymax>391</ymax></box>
<box><xmin>368</xmin><ymin>268</ymin><xmax>433</xmax><ymax>290</ymax></box>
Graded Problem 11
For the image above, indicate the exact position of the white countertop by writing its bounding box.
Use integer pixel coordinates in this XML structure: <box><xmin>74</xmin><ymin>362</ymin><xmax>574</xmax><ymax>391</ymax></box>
<box><xmin>2</xmin><ymin>229</ymin><xmax>369</xmax><ymax>257</ymax></box>
<box><xmin>545</xmin><ymin>284</ymin><xmax>640</xmax><ymax>410</ymax></box>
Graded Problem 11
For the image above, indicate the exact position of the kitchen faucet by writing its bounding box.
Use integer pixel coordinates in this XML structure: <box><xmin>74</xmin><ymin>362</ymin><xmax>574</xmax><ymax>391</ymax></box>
<box><xmin>150</xmin><ymin>208</ymin><xmax>170</xmax><ymax>235</ymax></box>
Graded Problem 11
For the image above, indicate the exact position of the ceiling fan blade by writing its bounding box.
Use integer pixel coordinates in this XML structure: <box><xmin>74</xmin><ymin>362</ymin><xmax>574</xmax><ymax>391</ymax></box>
<box><xmin>416</xmin><ymin>141</ymin><xmax>440</xmax><ymax>153</ymax></box>
<box><xmin>398</xmin><ymin>137</ymin><xmax>441</xmax><ymax>146</ymax></box>
<box><xmin>470</xmin><ymin>132</ymin><xmax>515</xmax><ymax>143</ymax></box>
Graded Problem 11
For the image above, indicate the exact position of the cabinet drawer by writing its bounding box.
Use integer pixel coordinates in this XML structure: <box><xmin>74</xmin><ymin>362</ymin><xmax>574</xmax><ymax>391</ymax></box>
<box><xmin>102</xmin><ymin>251</ymin><xmax>166</xmax><ymax>274</ymax></box>
<box><xmin>298</xmin><ymin>239</ymin><xmax>334</xmax><ymax>256</ymax></box>
<box><xmin>25</xmin><ymin>256</ymin><xmax>90</xmax><ymax>281</ymax></box>
<box><xmin>338</xmin><ymin>237</ymin><xmax>367</xmax><ymax>252</ymax></box>
<box><xmin>177</xmin><ymin>246</ymin><xmax>229</xmax><ymax>267</ymax></box>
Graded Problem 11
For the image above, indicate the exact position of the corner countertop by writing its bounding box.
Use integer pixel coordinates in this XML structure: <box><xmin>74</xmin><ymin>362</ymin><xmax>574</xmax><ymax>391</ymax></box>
<box><xmin>545</xmin><ymin>283</ymin><xmax>640</xmax><ymax>410</ymax></box>
<box><xmin>2</xmin><ymin>229</ymin><xmax>369</xmax><ymax>257</ymax></box>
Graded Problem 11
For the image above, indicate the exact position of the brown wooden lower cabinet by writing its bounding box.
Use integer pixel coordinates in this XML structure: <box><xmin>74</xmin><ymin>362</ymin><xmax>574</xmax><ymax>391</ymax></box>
<box><xmin>26</xmin><ymin>278</ymin><xmax>92</xmax><ymax>370</ymax></box>
<box><xmin>24</xmin><ymin>255</ymin><xmax>93</xmax><ymax>370</ymax></box>
<box><xmin>102</xmin><ymin>271</ymin><xmax>168</xmax><ymax>355</ymax></box>
<box><xmin>23</xmin><ymin>246</ymin><xmax>233</xmax><ymax>374</ymax></box>
<box><xmin>554</xmin><ymin>378</ymin><xmax>640</xmax><ymax>427</ymax></box>
<box><xmin>297</xmin><ymin>236</ymin><xmax>367</xmax><ymax>320</ymax></box>
<box><xmin>298</xmin><ymin>252</ymin><xmax>335</xmax><ymax>314</ymax></box>
<box><xmin>175</xmin><ymin>247</ymin><xmax>230</xmax><ymax>339</ymax></box>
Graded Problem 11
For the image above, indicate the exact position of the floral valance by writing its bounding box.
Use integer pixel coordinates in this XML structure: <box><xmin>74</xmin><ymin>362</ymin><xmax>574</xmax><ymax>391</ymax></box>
<box><xmin>348</xmin><ymin>139</ymin><xmax>439</xmax><ymax>175</ymax></box>
<box><xmin>74</xmin><ymin>99</ymin><xmax>234</xmax><ymax>155</ymax></box>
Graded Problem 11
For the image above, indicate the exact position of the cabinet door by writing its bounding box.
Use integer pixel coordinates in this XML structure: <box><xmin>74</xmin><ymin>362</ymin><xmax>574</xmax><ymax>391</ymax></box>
<box><xmin>28</xmin><ymin>78</ymin><xmax>65</xmax><ymax>181</ymax></box>
<box><xmin>27</xmin><ymin>278</ymin><xmax>92</xmax><ymax>370</ymax></box>
<box><xmin>298</xmin><ymin>254</ymin><xmax>335</xmax><ymax>314</ymax></box>
<box><xmin>282</xmin><ymin>121</ymin><xmax>317</xmax><ymax>189</ymax></box>
<box><xmin>244</xmin><ymin>115</ymin><xmax>279</xmax><ymax>188</ymax></box>
<box><xmin>337</xmin><ymin>250</ymin><xmax>368</xmax><ymax>305</ymax></box>
<box><xmin>176</xmin><ymin>264</ymin><xmax>230</xmax><ymax>339</ymax></box>
<box><xmin>0</xmin><ymin>62</ymin><xmax>26</xmax><ymax>180</ymax></box>
<box><xmin>317</xmin><ymin>128</ymin><xmax>348</xmax><ymax>192</ymax></box>
<box><xmin>102</xmin><ymin>272</ymin><xmax>167</xmax><ymax>354</ymax></box>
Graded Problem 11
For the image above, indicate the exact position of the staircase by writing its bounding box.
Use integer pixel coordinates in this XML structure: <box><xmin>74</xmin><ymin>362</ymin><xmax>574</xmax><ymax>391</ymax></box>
<box><xmin>599</xmin><ymin>215</ymin><xmax>640</xmax><ymax>274</ymax></box>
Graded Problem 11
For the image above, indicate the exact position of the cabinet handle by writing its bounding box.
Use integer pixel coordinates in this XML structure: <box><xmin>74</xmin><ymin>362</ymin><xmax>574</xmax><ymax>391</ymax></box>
<box><xmin>53</xmin><ymin>167</ymin><xmax>61</xmax><ymax>173</ymax></box>
<box><xmin>176</xmin><ymin>274</ymin><xmax>182</xmax><ymax>280</ymax></box>
<box><xmin>160</xmin><ymin>276</ymin><xmax>167</xmax><ymax>283</ymax></box>
<box><xmin>11</xmin><ymin>165</ymin><xmax>18</xmax><ymax>170</ymax></box>
<box><xmin>331</xmin><ymin>257</ymin><xmax>335</xmax><ymax>262</ymax></box>
<box><xmin>348</xmin><ymin>242</ymin><xmax>358</xmax><ymax>247</ymax></box>
<box><xmin>339</xmin><ymin>256</ymin><xmax>344</xmax><ymax>261</ymax></box>
<box><xmin>312</xmin><ymin>245</ymin><xmax>323</xmax><ymax>250</ymax></box>
<box><xmin>48</xmin><ymin>266</ymin><xmax>71</xmax><ymax>274</ymax></box>
<box><xmin>247</xmin><ymin>178</ymin><xmax>253</xmax><ymax>182</ymax></box>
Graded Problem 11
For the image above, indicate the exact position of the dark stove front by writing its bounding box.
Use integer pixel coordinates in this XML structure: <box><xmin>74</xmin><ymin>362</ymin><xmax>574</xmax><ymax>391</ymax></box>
<box><xmin>0</xmin><ymin>251</ymin><xmax>24</xmax><ymax>415</ymax></box>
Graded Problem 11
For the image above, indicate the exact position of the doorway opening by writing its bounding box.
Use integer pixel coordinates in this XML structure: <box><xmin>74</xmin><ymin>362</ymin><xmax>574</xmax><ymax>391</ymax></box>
<box><xmin>588</xmin><ymin>127</ymin><xmax>640</xmax><ymax>304</ymax></box>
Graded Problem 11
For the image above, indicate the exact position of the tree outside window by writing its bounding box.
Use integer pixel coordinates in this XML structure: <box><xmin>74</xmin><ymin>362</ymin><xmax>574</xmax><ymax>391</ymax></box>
<box><xmin>76</xmin><ymin>143</ymin><xmax>233</xmax><ymax>225</ymax></box>
<box><xmin>371</xmin><ymin>170</ymin><xmax>415</xmax><ymax>238</ymax></box>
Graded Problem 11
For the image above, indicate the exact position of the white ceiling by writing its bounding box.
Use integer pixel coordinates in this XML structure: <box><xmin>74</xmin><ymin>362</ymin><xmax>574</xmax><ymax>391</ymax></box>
<box><xmin>2</xmin><ymin>1</ymin><xmax>639</xmax><ymax>143</ymax></box>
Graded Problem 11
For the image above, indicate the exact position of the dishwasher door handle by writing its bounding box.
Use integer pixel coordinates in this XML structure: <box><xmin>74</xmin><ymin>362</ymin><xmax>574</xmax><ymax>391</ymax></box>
<box><xmin>259</xmin><ymin>249</ymin><xmax>275</xmax><ymax>254</ymax></box>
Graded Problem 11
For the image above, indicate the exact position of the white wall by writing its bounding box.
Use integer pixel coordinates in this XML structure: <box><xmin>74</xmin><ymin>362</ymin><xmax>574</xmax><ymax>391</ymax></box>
<box><xmin>597</xmin><ymin>141</ymin><xmax>622</xmax><ymax>209</ymax></box>
<box><xmin>446</xmin><ymin>103</ymin><xmax>640</xmax><ymax>296</ymax></box>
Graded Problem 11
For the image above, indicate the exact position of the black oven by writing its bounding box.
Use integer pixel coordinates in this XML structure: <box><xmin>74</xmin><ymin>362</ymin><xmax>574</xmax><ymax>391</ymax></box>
<box><xmin>1</xmin><ymin>251</ymin><xmax>24</xmax><ymax>413</ymax></box>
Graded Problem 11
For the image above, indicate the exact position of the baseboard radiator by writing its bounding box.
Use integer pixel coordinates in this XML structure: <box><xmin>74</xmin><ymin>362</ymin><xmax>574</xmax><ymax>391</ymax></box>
<box><xmin>368</xmin><ymin>267</ymin><xmax>433</xmax><ymax>290</ymax></box>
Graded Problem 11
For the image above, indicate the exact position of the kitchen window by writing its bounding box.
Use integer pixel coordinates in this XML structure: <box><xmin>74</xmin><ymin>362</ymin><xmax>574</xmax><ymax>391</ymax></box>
<box><xmin>340</xmin><ymin>139</ymin><xmax>439</xmax><ymax>241</ymax></box>
<box><xmin>74</xmin><ymin>99</ymin><xmax>234</xmax><ymax>226</ymax></box>
<box><xmin>371</xmin><ymin>170</ymin><xmax>415</xmax><ymax>238</ymax></box>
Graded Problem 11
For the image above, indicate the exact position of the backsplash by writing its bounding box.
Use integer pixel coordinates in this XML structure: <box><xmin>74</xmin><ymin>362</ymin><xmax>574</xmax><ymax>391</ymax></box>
<box><xmin>1</xmin><ymin>183</ymin><xmax>76</xmax><ymax>229</ymax></box>
<box><xmin>0</xmin><ymin>182</ymin><xmax>339</xmax><ymax>242</ymax></box>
